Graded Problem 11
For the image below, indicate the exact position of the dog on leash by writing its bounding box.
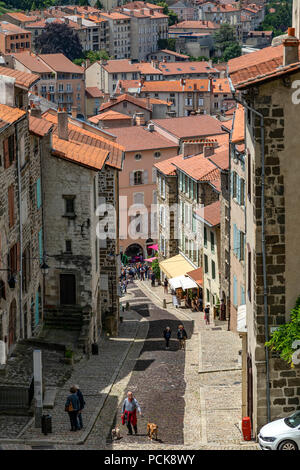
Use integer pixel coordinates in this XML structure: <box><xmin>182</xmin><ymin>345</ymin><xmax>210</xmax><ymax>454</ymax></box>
<box><xmin>147</xmin><ymin>422</ymin><xmax>158</xmax><ymax>440</ymax></box>
<box><xmin>111</xmin><ymin>426</ymin><xmax>121</xmax><ymax>440</ymax></box>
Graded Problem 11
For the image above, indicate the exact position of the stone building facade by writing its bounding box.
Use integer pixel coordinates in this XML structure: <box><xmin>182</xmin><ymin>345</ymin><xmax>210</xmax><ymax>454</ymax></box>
<box><xmin>228</xmin><ymin>29</ymin><xmax>300</xmax><ymax>435</ymax></box>
<box><xmin>0</xmin><ymin>73</ymin><xmax>44</xmax><ymax>360</ymax></box>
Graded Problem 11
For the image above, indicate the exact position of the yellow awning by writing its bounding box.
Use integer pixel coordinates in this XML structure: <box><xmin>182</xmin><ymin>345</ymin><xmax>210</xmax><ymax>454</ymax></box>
<box><xmin>159</xmin><ymin>254</ymin><xmax>195</xmax><ymax>279</ymax></box>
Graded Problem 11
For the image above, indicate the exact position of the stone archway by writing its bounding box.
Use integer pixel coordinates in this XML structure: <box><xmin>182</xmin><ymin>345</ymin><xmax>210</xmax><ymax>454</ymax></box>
<box><xmin>125</xmin><ymin>243</ymin><xmax>144</xmax><ymax>261</ymax></box>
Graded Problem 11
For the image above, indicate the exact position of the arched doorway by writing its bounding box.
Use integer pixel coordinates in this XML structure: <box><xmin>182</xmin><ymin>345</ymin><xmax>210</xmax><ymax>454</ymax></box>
<box><xmin>8</xmin><ymin>299</ymin><xmax>17</xmax><ymax>348</ymax></box>
<box><xmin>125</xmin><ymin>243</ymin><xmax>144</xmax><ymax>262</ymax></box>
<box><xmin>146</xmin><ymin>238</ymin><xmax>154</xmax><ymax>257</ymax></box>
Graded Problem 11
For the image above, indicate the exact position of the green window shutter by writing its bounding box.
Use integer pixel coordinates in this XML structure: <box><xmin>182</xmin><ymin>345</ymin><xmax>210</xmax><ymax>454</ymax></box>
<box><xmin>212</xmin><ymin>260</ymin><xmax>215</xmax><ymax>279</ymax></box>
<box><xmin>233</xmin><ymin>275</ymin><xmax>237</xmax><ymax>306</ymax></box>
<box><xmin>204</xmin><ymin>227</ymin><xmax>207</xmax><ymax>247</ymax></box>
<box><xmin>192</xmin><ymin>213</ymin><xmax>196</xmax><ymax>233</ymax></box>
<box><xmin>38</xmin><ymin>229</ymin><xmax>43</xmax><ymax>262</ymax></box>
<box><xmin>36</xmin><ymin>178</ymin><xmax>41</xmax><ymax>209</ymax></box>
<box><xmin>204</xmin><ymin>254</ymin><xmax>208</xmax><ymax>273</ymax></box>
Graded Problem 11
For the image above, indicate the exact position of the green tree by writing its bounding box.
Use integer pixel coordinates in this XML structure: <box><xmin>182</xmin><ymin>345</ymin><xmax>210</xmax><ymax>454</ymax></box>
<box><xmin>151</xmin><ymin>258</ymin><xmax>160</xmax><ymax>280</ymax></box>
<box><xmin>266</xmin><ymin>297</ymin><xmax>300</xmax><ymax>367</ymax></box>
<box><xmin>259</xmin><ymin>0</ymin><xmax>292</xmax><ymax>37</ymax></box>
<box><xmin>222</xmin><ymin>42</ymin><xmax>242</xmax><ymax>62</ymax></box>
<box><xmin>95</xmin><ymin>0</ymin><xmax>103</xmax><ymax>8</ymax></box>
<box><xmin>213</xmin><ymin>23</ymin><xmax>241</xmax><ymax>61</ymax></box>
<box><xmin>73</xmin><ymin>49</ymin><xmax>110</xmax><ymax>66</ymax></box>
<box><xmin>35</xmin><ymin>22</ymin><xmax>83</xmax><ymax>61</ymax></box>
<box><xmin>157</xmin><ymin>1</ymin><xmax>178</xmax><ymax>26</ymax></box>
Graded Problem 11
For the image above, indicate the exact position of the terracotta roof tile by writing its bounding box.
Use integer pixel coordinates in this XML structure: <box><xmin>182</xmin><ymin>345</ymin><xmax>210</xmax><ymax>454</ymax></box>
<box><xmin>38</xmin><ymin>54</ymin><xmax>84</xmax><ymax>74</ymax></box>
<box><xmin>86</xmin><ymin>87</ymin><xmax>105</xmax><ymax>99</ymax></box>
<box><xmin>29</xmin><ymin>115</ymin><xmax>54</xmax><ymax>136</ymax></box>
<box><xmin>42</xmin><ymin>110</ymin><xmax>124</xmax><ymax>170</ymax></box>
<box><xmin>12</xmin><ymin>52</ymin><xmax>52</xmax><ymax>74</ymax></box>
<box><xmin>0</xmin><ymin>66</ymin><xmax>40</xmax><ymax>89</ymax></box>
<box><xmin>52</xmin><ymin>134</ymin><xmax>109</xmax><ymax>171</ymax></box>
<box><xmin>154</xmin><ymin>154</ymin><xmax>183</xmax><ymax>176</ymax></box>
<box><xmin>173</xmin><ymin>153</ymin><xmax>219</xmax><ymax>181</ymax></box>
<box><xmin>170</xmin><ymin>20</ymin><xmax>219</xmax><ymax>29</ymax></box>
<box><xmin>158</xmin><ymin>61</ymin><xmax>218</xmax><ymax>76</ymax></box>
<box><xmin>211</xmin><ymin>78</ymin><xmax>231</xmax><ymax>93</ymax></box>
<box><xmin>0</xmin><ymin>21</ymin><xmax>31</xmax><ymax>34</ymax></box>
<box><xmin>110</xmin><ymin>126</ymin><xmax>178</xmax><ymax>152</ymax></box>
<box><xmin>100</xmin><ymin>94</ymin><xmax>151</xmax><ymax>112</ymax></box>
<box><xmin>141</xmin><ymin>79</ymin><xmax>210</xmax><ymax>92</ymax></box>
<box><xmin>208</xmin><ymin>146</ymin><xmax>229</xmax><ymax>171</ymax></box>
<box><xmin>232</xmin><ymin>104</ymin><xmax>245</xmax><ymax>143</ymax></box>
<box><xmin>4</xmin><ymin>12</ymin><xmax>38</xmax><ymax>22</ymax></box>
<box><xmin>88</xmin><ymin>110</ymin><xmax>132</xmax><ymax>123</ymax></box>
<box><xmin>101</xmin><ymin>59</ymin><xmax>139</xmax><ymax>73</ymax></box>
<box><xmin>152</xmin><ymin>115</ymin><xmax>225</xmax><ymax>139</ymax></box>
<box><xmin>160</xmin><ymin>49</ymin><xmax>189</xmax><ymax>59</ymax></box>
<box><xmin>0</xmin><ymin>103</ymin><xmax>26</xmax><ymax>124</ymax></box>
<box><xmin>197</xmin><ymin>200</ymin><xmax>220</xmax><ymax>226</ymax></box>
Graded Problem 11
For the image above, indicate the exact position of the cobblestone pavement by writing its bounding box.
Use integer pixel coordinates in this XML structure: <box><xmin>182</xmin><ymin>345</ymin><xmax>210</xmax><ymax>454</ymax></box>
<box><xmin>0</xmin><ymin>278</ymin><xmax>259</xmax><ymax>450</ymax></box>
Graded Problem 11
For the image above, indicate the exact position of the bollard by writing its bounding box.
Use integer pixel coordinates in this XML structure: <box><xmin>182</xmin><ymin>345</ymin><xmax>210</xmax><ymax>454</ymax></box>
<box><xmin>163</xmin><ymin>299</ymin><xmax>167</xmax><ymax>309</ymax></box>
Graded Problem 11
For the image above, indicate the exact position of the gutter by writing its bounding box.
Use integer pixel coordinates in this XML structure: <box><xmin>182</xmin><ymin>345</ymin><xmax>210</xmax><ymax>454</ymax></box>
<box><xmin>16</xmin><ymin>118</ymin><xmax>23</xmax><ymax>339</ymax></box>
<box><xmin>228</xmin><ymin>77</ymin><xmax>271</xmax><ymax>424</ymax></box>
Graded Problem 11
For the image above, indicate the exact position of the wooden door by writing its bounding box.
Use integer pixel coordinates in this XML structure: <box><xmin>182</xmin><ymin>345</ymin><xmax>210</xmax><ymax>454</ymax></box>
<box><xmin>60</xmin><ymin>274</ymin><xmax>76</xmax><ymax>305</ymax></box>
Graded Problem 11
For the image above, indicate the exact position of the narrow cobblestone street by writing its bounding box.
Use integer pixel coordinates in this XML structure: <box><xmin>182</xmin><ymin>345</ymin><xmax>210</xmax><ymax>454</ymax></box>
<box><xmin>0</xmin><ymin>279</ymin><xmax>259</xmax><ymax>450</ymax></box>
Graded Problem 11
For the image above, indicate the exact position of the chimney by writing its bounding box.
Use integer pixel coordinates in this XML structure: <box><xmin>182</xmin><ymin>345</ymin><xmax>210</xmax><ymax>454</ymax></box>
<box><xmin>166</xmin><ymin>110</ymin><xmax>176</xmax><ymax>118</ymax></box>
<box><xmin>65</xmin><ymin>18</ymin><xmax>69</xmax><ymax>25</ymax></box>
<box><xmin>30</xmin><ymin>104</ymin><xmax>42</xmax><ymax>119</ymax></box>
<box><xmin>77</xmin><ymin>16</ymin><xmax>83</xmax><ymax>27</ymax></box>
<box><xmin>146</xmin><ymin>97</ymin><xmax>151</xmax><ymax>109</ymax></box>
<box><xmin>182</xmin><ymin>140</ymin><xmax>205</xmax><ymax>157</ymax></box>
<box><xmin>71</xmin><ymin>106</ymin><xmax>77</xmax><ymax>119</ymax></box>
<box><xmin>135</xmin><ymin>112</ymin><xmax>145</xmax><ymax>126</ymax></box>
<box><xmin>283</xmin><ymin>27</ymin><xmax>299</xmax><ymax>66</ymax></box>
<box><xmin>203</xmin><ymin>144</ymin><xmax>215</xmax><ymax>158</ymax></box>
<box><xmin>57</xmin><ymin>108</ymin><xmax>68</xmax><ymax>140</ymax></box>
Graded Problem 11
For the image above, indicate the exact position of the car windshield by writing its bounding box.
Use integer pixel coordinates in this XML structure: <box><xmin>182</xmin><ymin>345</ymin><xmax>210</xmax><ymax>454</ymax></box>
<box><xmin>284</xmin><ymin>411</ymin><xmax>300</xmax><ymax>428</ymax></box>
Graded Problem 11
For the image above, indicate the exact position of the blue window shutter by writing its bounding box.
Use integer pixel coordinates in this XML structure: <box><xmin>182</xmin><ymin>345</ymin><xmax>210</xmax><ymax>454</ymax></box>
<box><xmin>36</xmin><ymin>178</ymin><xmax>41</xmax><ymax>209</ymax></box>
<box><xmin>241</xmin><ymin>285</ymin><xmax>245</xmax><ymax>305</ymax></box>
<box><xmin>233</xmin><ymin>275</ymin><xmax>237</xmax><ymax>306</ymax></box>
<box><xmin>233</xmin><ymin>224</ymin><xmax>237</xmax><ymax>255</ymax></box>
<box><xmin>237</xmin><ymin>174</ymin><xmax>240</xmax><ymax>204</ymax></box>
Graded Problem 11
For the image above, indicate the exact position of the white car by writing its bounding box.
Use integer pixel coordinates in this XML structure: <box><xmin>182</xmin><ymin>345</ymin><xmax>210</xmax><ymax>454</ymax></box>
<box><xmin>258</xmin><ymin>411</ymin><xmax>300</xmax><ymax>450</ymax></box>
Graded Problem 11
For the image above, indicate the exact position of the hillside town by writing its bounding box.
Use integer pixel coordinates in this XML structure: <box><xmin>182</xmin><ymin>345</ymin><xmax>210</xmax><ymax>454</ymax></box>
<box><xmin>0</xmin><ymin>0</ymin><xmax>299</xmax><ymax>454</ymax></box>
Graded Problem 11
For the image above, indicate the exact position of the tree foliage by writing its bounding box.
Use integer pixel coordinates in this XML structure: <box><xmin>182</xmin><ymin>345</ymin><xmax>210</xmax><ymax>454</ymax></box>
<box><xmin>258</xmin><ymin>0</ymin><xmax>292</xmax><ymax>37</ymax></box>
<box><xmin>35</xmin><ymin>22</ymin><xmax>83</xmax><ymax>61</ymax></box>
<box><xmin>156</xmin><ymin>1</ymin><xmax>178</xmax><ymax>26</ymax></box>
<box><xmin>213</xmin><ymin>23</ymin><xmax>241</xmax><ymax>61</ymax></box>
<box><xmin>73</xmin><ymin>49</ymin><xmax>110</xmax><ymax>66</ymax></box>
<box><xmin>151</xmin><ymin>258</ymin><xmax>160</xmax><ymax>279</ymax></box>
<box><xmin>266</xmin><ymin>297</ymin><xmax>300</xmax><ymax>367</ymax></box>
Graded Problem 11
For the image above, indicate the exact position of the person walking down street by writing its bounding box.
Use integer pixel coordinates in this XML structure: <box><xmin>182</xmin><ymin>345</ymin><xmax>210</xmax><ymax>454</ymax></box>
<box><xmin>204</xmin><ymin>303</ymin><xmax>210</xmax><ymax>325</ymax></box>
<box><xmin>74</xmin><ymin>385</ymin><xmax>85</xmax><ymax>430</ymax></box>
<box><xmin>145</xmin><ymin>264</ymin><xmax>149</xmax><ymax>280</ymax></box>
<box><xmin>177</xmin><ymin>324</ymin><xmax>188</xmax><ymax>350</ymax></box>
<box><xmin>65</xmin><ymin>386</ymin><xmax>80</xmax><ymax>431</ymax></box>
<box><xmin>140</xmin><ymin>265</ymin><xmax>145</xmax><ymax>281</ymax></box>
<box><xmin>163</xmin><ymin>326</ymin><xmax>171</xmax><ymax>349</ymax></box>
<box><xmin>220</xmin><ymin>299</ymin><xmax>226</xmax><ymax>321</ymax></box>
<box><xmin>151</xmin><ymin>272</ymin><xmax>155</xmax><ymax>287</ymax></box>
<box><xmin>163</xmin><ymin>278</ymin><xmax>168</xmax><ymax>294</ymax></box>
<box><xmin>121</xmin><ymin>391</ymin><xmax>142</xmax><ymax>435</ymax></box>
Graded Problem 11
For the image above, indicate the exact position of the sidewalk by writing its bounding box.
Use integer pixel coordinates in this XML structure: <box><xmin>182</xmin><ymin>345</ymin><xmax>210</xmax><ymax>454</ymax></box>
<box><xmin>0</xmin><ymin>307</ymin><xmax>143</xmax><ymax>446</ymax></box>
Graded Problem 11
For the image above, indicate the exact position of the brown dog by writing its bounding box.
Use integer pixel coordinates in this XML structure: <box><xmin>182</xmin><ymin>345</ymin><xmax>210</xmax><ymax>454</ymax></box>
<box><xmin>147</xmin><ymin>422</ymin><xmax>158</xmax><ymax>440</ymax></box>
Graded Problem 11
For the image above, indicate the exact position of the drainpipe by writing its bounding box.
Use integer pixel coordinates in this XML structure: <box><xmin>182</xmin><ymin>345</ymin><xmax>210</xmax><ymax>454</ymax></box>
<box><xmin>229</xmin><ymin>83</ymin><xmax>271</xmax><ymax>424</ymax></box>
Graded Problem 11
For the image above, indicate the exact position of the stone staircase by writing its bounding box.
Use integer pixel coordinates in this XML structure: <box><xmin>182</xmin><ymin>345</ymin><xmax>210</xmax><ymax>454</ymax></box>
<box><xmin>43</xmin><ymin>306</ymin><xmax>84</xmax><ymax>331</ymax></box>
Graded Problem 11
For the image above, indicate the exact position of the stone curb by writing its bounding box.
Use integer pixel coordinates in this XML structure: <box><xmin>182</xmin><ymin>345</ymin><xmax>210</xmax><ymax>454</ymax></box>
<box><xmin>0</xmin><ymin>311</ymin><xmax>143</xmax><ymax>447</ymax></box>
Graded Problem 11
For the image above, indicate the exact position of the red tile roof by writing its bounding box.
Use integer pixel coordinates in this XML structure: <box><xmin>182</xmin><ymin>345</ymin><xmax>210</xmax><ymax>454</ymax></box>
<box><xmin>52</xmin><ymin>134</ymin><xmax>109</xmax><ymax>171</ymax></box>
<box><xmin>211</xmin><ymin>78</ymin><xmax>231</xmax><ymax>94</ymax></box>
<box><xmin>85</xmin><ymin>87</ymin><xmax>105</xmax><ymax>99</ymax></box>
<box><xmin>141</xmin><ymin>79</ymin><xmax>210</xmax><ymax>92</ymax></box>
<box><xmin>12</xmin><ymin>52</ymin><xmax>52</xmax><ymax>74</ymax></box>
<box><xmin>199</xmin><ymin>200</ymin><xmax>221</xmax><ymax>226</ymax></box>
<box><xmin>42</xmin><ymin>110</ymin><xmax>124</xmax><ymax>170</ymax></box>
<box><xmin>88</xmin><ymin>110</ymin><xmax>132</xmax><ymax>123</ymax></box>
<box><xmin>0</xmin><ymin>66</ymin><xmax>40</xmax><ymax>89</ymax></box>
<box><xmin>0</xmin><ymin>103</ymin><xmax>26</xmax><ymax>124</ymax></box>
<box><xmin>170</xmin><ymin>20</ymin><xmax>220</xmax><ymax>29</ymax></box>
<box><xmin>100</xmin><ymin>94</ymin><xmax>151</xmax><ymax>112</ymax></box>
<box><xmin>232</xmin><ymin>104</ymin><xmax>245</xmax><ymax>143</ymax></box>
<box><xmin>175</xmin><ymin>155</ymin><xmax>220</xmax><ymax>181</ymax></box>
<box><xmin>228</xmin><ymin>44</ymin><xmax>300</xmax><ymax>89</ymax></box>
<box><xmin>208</xmin><ymin>147</ymin><xmax>229</xmax><ymax>171</ymax></box>
<box><xmin>38</xmin><ymin>54</ymin><xmax>84</xmax><ymax>74</ymax></box>
<box><xmin>0</xmin><ymin>21</ymin><xmax>31</xmax><ymax>35</ymax></box>
<box><xmin>29</xmin><ymin>115</ymin><xmax>54</xmax><ymax>136</ymax></box>
<box><xmin>152</xmin><ymin>115</ymin><xmax>225</xmax><ymax>139</ymax></box>
<box><xmin>109</xmin><ymin>126</ymin><xmax>178</xmax><ymax>152</ymax></box>
<box><xmin>154</xmin><ymin>154</ymin><xmax>183</xmax><ymax>176</ymax></box>
<box><xmin>100</xmin><ymin>59</ymin><xmax>139</xmax><ymax>73</ymax></box>
<box><xmin>160</xmin><ymin>49</ymin><xmax>190</xmax><ymax>59</ymax></box>
<box><xmin>158</xmin><ymin>60</ymin><xmax>218</xmax><ymax>76</ymax></box>
<box><xmin>4</xmin><ymin>12</ymin><xmax>38</xmax><ymax>22</ymax></box>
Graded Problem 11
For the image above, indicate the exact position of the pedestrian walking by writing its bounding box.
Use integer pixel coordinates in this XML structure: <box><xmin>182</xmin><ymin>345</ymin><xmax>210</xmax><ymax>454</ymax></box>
<box><xmin>204</xmin><ymin>303</ymin><xmax>210</xmax><ymax>325</ymax></box>
<box><xmin>74</xmin><ymin>385</ymin><xmax>85</xmax><ymax>430</ymax></box>
<box><xmin>163</xmin><ymin>278</ymin><xmax>168</xmax><ymax>294</ymax></box>
<box><xmin>177</xmin><ymin>324</ymin><xmax>188</xmax><ymax>350</ymax></box>
<box><xmin>65</xmin><ymin>386</ymin><xmax>80</xmax><ymax>431</ymax></box>
<box><xmin>220</xmin><ymin>299</ymin><xmax>226</xmax><ymax>321</ymax></box>
<box><xmin>163</xmin><ymin>326</ymin><xmax>171</xmax><ymax>349</ymax></box>
<box><xmin>121</xmin><ymin>391</ymin><xmax>142</xmax><ymax>435</ymax></box>
<box><xmin>151</xmin><ymin>272</ymin><xmax>155</xmax><ymax>287</ymax></box>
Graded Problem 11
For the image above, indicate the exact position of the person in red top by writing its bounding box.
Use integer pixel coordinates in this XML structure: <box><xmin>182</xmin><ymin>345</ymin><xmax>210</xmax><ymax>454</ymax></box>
<box><xmin>121</xmin><ymin>391</ymin><xmax>142</xmax><ymax>435</ymax></box>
